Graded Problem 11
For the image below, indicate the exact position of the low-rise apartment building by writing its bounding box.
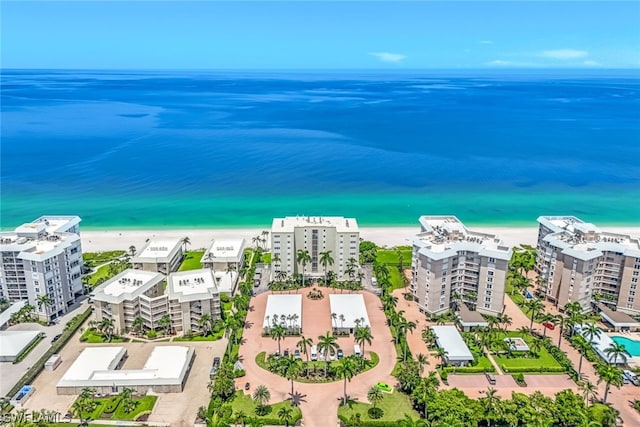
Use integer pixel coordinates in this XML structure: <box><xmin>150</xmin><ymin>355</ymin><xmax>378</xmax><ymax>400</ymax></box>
<box><xmin>0</xmin><ymin>216</ymin><xmax>83</xmax><ymax>321</ymax></box>
<box><xmin>132</xmin><ymin>238</ymin><xmax>183</xmax><ymax>274</ymax></box>
<box><xmin>535</xmin><ymin>216</ymin><xmax>640</xmax><ymax>314</ymax></box>
<box><xmin>92</xmin><ymin>268</ymin><xmax>221</xmax><ymax>335</ymax></box>
<box><xmin>271</xmin><ymin>216</ymin><xmax>359</xmax><ymax>281</ymax></box>
<box><xmin>411</xmin><ymin>216</ymin><xmax>511</xmax><ymax>316</ymax></box>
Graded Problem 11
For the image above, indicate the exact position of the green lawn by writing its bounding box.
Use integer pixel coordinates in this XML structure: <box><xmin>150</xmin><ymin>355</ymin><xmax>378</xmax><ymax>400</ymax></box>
<box><xmin>261</xmin><ymin>252</ymin><xmax>272</xmax><ymax>264</ymax></box>
<box><xmin>178</xmin><ymin>251</ymin><xmax>205</xmax><ymax>271</ymax></box>
<box><xmin>230</xmin><ymin>391</ymin><xmax>301</xmax><ymax>423</ymax></box>
<box><xmin>80</xmin><ymin>328</ymin><xmax>128</xmax><ymax>343</ymax></box>
<box><xmin>173</xmin><ymin>330</ymin><xmax>224</xmax><ymax>341</ymax></box>
<box><xmin>337</xmin><ymin>388</ymin><xmax>420</xmax><ymax>423</ymax></box>
<box><xmin>73</xmin><ymin>395</ymin><xmax>157</xmax><ymax>421</ymax></box>
<box><xmin>491</xmin><ymin>332</ymin><xmax>564</xmax><ymax>373</ymax></box>
<box><xmin>375</xmin><ymin>248</ymin><xmax>412</xmax><ymax>267</ymax></box>
<box><xmin>83</xmin><ymin>251</ymin><xmax>126</xmax><ymax>268</ymax></box>
<box><xmin>387</xmin><ymin>268</ymin><xmax>408</xmax><ymax>291</ymax></box>
<box><xmin>86</xmin><ymin>264</ymin><xmax>113</xmax><ymax>287</ymax></box>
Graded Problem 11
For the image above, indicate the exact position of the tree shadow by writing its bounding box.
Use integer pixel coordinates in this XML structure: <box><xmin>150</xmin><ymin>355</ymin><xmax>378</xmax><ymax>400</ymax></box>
<box><xmin>339</xmin><ymin>395</ymin><xmax>359</xmax><ymax>409</ymax></box>
<box><xmin>289</xmin><ymin>391</ymin><xmax>307</xmax><ymax>407</ymax></box>
<box><xmin>249</xmin><ymin>304</ymin><xmax>256</xmax><ymax>312</ymax></box>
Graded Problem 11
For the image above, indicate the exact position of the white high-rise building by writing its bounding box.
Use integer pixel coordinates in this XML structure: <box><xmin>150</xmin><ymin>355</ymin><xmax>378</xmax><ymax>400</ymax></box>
<box><xmin>411</xmin><ymin>216</ymin><xmax>511</xmax><ymax>316</ymax></box>
<box><xmin>535</xmin><ymin>216</ymin><xmax>640</xmax><ymax>314</ymax></box>
<box><xmin>271</xmin><ymin>216</ymin><xmax>359</xmax><ymax>281</ymax></box>
<box><xmin>0</xmin><ymin>216</ymin><xmax>83</xmax><ymax>321</ymax></box>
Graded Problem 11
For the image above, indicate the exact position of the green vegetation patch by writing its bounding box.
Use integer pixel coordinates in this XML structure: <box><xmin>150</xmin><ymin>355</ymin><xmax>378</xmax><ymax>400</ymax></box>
<box><xmin>178</xmin><ymin>251</ymin><xmax>205</xmax><ymax>271</ymax></box>
<box><xmin>375</xmin><ymin>248</ymin><xmax>412</xmax><ymax>266</ymax></box>
<box><xmin>86</xmin><ymin>264</ymin><xmax>113</xmax><ymax>287</ymax></box>
<box><xmin>73</xmin><ymin>395</ymin><xmax>157</xmax><ymax>421</ymax></box>
<box><xmin>112</xmin><ymin>396</ymin><xmax>157</xmax><ymax>420</ymax></box>
<box><xmin>80</xmin><ymin>328</ymin><xmax>128</xmax><ymax>343</ymax></box>
<box><xmin>230</xmin><ymin>391</ymin><xmax>301</xmax><ymax>424</ymax></box>
<box><xmin>492</xmin><ymin>332</ymin><xmax>564</xmax><ymax>373</ymax></box>
<box><xmin>260</xmin><ymin>252</ymin><xmax>272</xmax><ymax>264</ymax></box>
<box><xmin>338</xmin><ymin>389</ymin><xmax>420</xmax><ymax>424</ymax></box>
<box><xmin>83</xmin><ymin>251</ymin><xmax>126</xmax><ymax>268</ymax></box>
<box><xmin>173</xmin><ymin>330</ymin><xmax>224</xmax><ymax>341</ymax></box>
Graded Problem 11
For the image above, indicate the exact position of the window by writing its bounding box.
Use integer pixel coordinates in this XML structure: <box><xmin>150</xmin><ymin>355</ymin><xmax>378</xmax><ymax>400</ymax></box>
<box><xmin>488</xmin><ymin>257</ymin><xmax>496</xmax><ymax>263</ymax></box>
<box><xmin>488</xmin><ymin>271</ymin><xmax>494</xmax><ymax>276</ymax></box>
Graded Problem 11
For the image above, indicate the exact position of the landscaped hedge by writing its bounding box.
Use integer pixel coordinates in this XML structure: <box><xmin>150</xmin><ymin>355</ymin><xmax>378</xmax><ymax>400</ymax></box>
<box><xmin>338</xmin><ymin>415</ymin><xmax>409</xmax><ymax>426</ymax></box>
<box><xmin>5</xmin><ymin>306</ymin><xmax>93</xmax><ymax>399</ymax></box>
<box><xmin>501</xmin><ymin>365</ymin><xmax>565</xmax><ymax>374</ymax></box>
<box><xmin>103</xmin><ymin>396</ymin><xmax>122</xmax><ymax>413</ymax></box>
<box><xmin>443</xmin><ymin>365</ymin><xmax>496</xmax><ymax>374</ymax></box>
<box><xmin>542</xmin><ymin>340</ymin><xmax>578</xmax><ymax>380</ymax></box>
<box><xmin>12</xmin><ymin>335</ymin><xmax>44</xmax><ymax>364</ymax></box>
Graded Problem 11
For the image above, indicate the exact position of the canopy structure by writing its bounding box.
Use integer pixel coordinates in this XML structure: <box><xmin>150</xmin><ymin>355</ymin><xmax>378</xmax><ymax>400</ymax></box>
<box><xmin>263</xmin><ymin>294</ymin><xmax>302</xmax><ymax>333</ymax></box>
<box><xmin>430</xmin><ymin>325</ymin><xmax>474</xmax><ymax>366</ymax></box>
<box><xmin>329</xmin><ymin>294</ymin><xmax>371</xmax><ymax>333</ymax></box>
<box><xmin>599</xmin><ymin>304</ymin><xmax>640</xmax><ymax>331</ymax></box>
<box><xmin>0</xmin><ymin>330</ymin><xmax>41</xmax><ymax>362</ymax></box>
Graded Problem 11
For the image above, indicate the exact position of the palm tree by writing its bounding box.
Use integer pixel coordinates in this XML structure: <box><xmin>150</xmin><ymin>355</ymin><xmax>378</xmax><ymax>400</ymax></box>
<box><xmin>181</xmin><ymin>236</ymin><xmax>191</xmax><ymax>253</ymax></box>
<box><xmin>416</xmin><ymin>353</ymin><xmax>429</xmax><ymax>375</ymax></box>
<box><xmin>158</xmin><ymin>314</ymin><xmax>172</xmax><ymax>336</ymax></box>
<box><xmin>596</xmin><ymin>364</ymin><xmax>624</xmax><ymax>403</ymax></box>
<box><xmin>367</xmin><ymin>385</ymin><xmax>384</xmax><ymax>409</ymax></box>
<box><xmin>578</xmin><ymin>379</ymin><xmax>598</xmax><ymax>404</ymax></box>
<box><xmin>296</xmin><ymin>335</ymin><xmax>313</xmax><ymax>375</ymax></box>
<box><xmin>100</xmin><ymin>317</ymin><xmax>115</xmax><ymax>341</ymax></box>
<box><xmin>132</xmin><ymin>316</ymin><xmax>144</xmax><ymax>335</ymax></box>
<box><xmin>128</xmin><ymin>245</ymin><xmax>136</xmax><ymax>257</ymax></box>
<box><xmin>252</xmin><ymin>385</ymin><xmax>271</xmax><ymax>412</ymax></box>
<box><xmin>279</xmin><ymin>356</ymin><xmax>303</xmax><ymax>397</ymax></box>
<box><xmin>583</xmin><ymin>322</ymin><xmax>601</xmax><ymax>344</ymax></box>
<box><xmin>319</xmin><ymin>250</ymin><xmax>334</xmax><ymax>285</ymax></box>
<box><xmin>270</xmin><ymin>324</ymin><xmax>286</xmax><ymax>354</ymax></box>
<box><xmin>481</xmin><ymin>387</ymin><xmax>502</xmax><ymax>427</ymax></box>
<box><xmin>524</xmin><ymin>299</ymin><xmax>545</xmax><ymax>330</ymax></box>
<box><xmin>331</xmin><ymin>312</ymin><xmax>338</xmax><ymax>331</ymax></box>
<box><xmin>575</xmin><ymin>337</ymin><xmax>591</xmax><ymax>376</ymax></box>
<box><xmin>354</xmin><ymin>326</ymin><xmax>373</xmax><ymax>355</ymax></box>
<box><xmin>397</xmin><ymin>318</ymin><xmax>416</xmax><ymax>361</ymax></box>
<box><xmin>554</xmin><ymin>314</ymin><xmax>568</xmax><ymax>349</ymax></box>
<box><xmin>36</xmin><ymin>293</ymin><xmax>53</xmax><ymax>321</ymax></box>
<box><xmin>261</xmin><ymin>230</ymin><xmax>269</xmax><ymax>250</ymax></box>
<box><xmin>277</xmin><ymin>405</ymin><xmax>294</xmax><ymax>426</ymax></box>
<box><xmin>604</xmin><ymin>342</ymin><xmax>629</xmax><ymax>365</ymax></box>
<box><xmin>397</xmin><ymin>414</ymin><xmax>428</xmax><ymax>427</ymax></box>
<box><xmin>539</xmin><ymin>313</ymin><xmax>555</xmax><ymax>338</ymax></box>
<box><xmin>296</xmin><ymin>249</ymin><xmax>311</xmax><ymax>287</ymax></box>
<box><xmin>317</xmin><ymin>331</ymin><xmax>339</xmax><ymax>376</ymax></box>
<box><xmin>335</xmin><ymin>357</ymin><xmax>358</xmax><ymax>405</ymax></box>
<box><xmin>198</xmin><ymin>313</ymin><xmax>213</xmax><ymax>336</ymax></box>
<box><xmin>435</xmin><ymin>346</ymin><xmax>449</xmax><ymax>367</ymax></box>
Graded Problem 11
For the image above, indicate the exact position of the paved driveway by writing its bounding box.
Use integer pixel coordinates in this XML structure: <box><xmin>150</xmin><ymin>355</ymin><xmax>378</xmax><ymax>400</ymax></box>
<box><xmin>237</xmin><ymin>288</ymin><xmax>397</xmax><ymax>427</ymax></box>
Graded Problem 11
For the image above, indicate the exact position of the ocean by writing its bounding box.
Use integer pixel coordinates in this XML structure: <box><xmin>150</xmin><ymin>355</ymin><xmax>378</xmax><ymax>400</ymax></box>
<box><xmin>1</xmin><ymin>70</ymin><xmax>639</xmax><ymax>229</ymax></box>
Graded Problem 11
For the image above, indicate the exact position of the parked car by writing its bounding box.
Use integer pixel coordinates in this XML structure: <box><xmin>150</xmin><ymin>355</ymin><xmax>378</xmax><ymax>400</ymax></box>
<box><xmin>244</xmin><ymin>382</ymin><xmax>250</xmax><ymax>390</ymax></box>
<box><xmin>329</xmin><ymin>350</ymin><xmax>336</xmax><ymax>361</ymax></box>
<box><xmin>294</xmin><ymin>349</ymin><xmax>301</xmax><ymax>359</ymax></box>
<box><xmin>213</xmin><ymin>357</ymin><xmax>221</xmax><ymax>367</ymax></box>
<box><xmin>274</xmin><ymin>350</ymin><xmax>281</xmax><ymax>358</ymax></box>
<box><xmin>283</xmin><ymin>349</ymin><xmax>290</xmax><ymax>358</ymax></box>
<box><xmin>623</xmin><ymin>369</ymin><xmax>639</xmax><ymax>386</ymax></box>
<box><xmin>51</xmin><ymin>333</ymin><xmax>62</xmax><ymax>344</ymax></box>
<box><xmin>337</xmin><ymin>348</ymin><xmax>344</xmax><ymax>359</ymax></box>
<box><xmin>542</xmin><ymin>322</ymin><xmax>555</xmax><ymax>330</ymax></box>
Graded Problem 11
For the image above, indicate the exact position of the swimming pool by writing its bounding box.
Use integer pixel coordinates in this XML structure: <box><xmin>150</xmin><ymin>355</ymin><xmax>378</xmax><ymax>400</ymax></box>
<box><xmin>611</xmin><ymin>336</ymin><xmax>640</xmax><ymax>357</ymax></box>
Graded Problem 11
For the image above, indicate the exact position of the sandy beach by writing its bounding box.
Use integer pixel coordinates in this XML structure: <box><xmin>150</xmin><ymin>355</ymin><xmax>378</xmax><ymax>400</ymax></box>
<box><xmin>79</xmin><ymin>226</ymin><xmax>640</xmax><ymax>253</ymax></box>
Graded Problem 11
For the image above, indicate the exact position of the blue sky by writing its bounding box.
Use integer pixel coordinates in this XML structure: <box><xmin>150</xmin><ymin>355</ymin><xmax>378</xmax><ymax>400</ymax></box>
<box><xmin>2</xmin><ymin>1</ymin><xmax>639</xmax><ymax>69</ymax></box>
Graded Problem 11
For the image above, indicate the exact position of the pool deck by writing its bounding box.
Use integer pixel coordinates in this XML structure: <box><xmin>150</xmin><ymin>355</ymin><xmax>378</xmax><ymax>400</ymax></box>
<box><xmin>607</xmin><ymin>332</ymin><xmax>640</xmax><ymax>368</ymax></box>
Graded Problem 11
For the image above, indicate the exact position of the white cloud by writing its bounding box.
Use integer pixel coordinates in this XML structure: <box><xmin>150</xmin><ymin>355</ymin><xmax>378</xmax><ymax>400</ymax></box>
<box><xmin>540</xmin><ymin>49</ymin><xmax>588</xmax><ymax>60</ymax></box>
<box><xmin>486</xmin><ymin>60</ymin><xmax>513</xmax><ymax>66</ymax></box>
<box><xmin>369</xmin><ymin>52</ymin><xmax>407</xmax><ymax>63</ymax></box>
<box><xmin>479</xmin><ymin>40</ymin><xmax>493</xmax><ymax>45</ymax></box>
<box><xmin>583</xmin><ymin>60</ymin><xmax>600</xmax><ymax>66</ymax></box>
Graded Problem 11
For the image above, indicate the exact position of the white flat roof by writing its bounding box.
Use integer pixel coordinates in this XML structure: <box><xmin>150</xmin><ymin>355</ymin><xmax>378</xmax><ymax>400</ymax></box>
<box><xmin>0</xmin><ymin>331</ymin><xmax>41</xmax><ymax>358</ymax></box>
<box><xmin>93</xmin><ymin>269</ymin><xmax>165</xmax><ymax>303</ymax></box>
<box><xmin>272</xmin><ymin>216</ymin><xmax>359</xmax><ymax>233</ymax></box>
<box><xmin>430</xmin><ymin>325</ymin><xmax>474</xmax><ymax>362</ymax></box>
<box><xmin>576</xmin><ymin>325</ymin><xmax>627</xmax><ymax>365</ymax></box>
<box><xmin>328</xmin><ymin>294</ymin><xmax>370</xmax><ymax>328</ymax></box>
<box><xmin>214</xmin><ymin>271</ymin><xmax>237</xmax><ymax>294</ymax></box>
<box><xmin>136</xmin><ymin>238</ymin><xmax>182</xmax><ymax>260</ymax></box>
<box><xmin>58</xmin><ymin>346</ymin><xmax>194</xmax><ymax>388</ymax></box>
<box><xmin>60</xmin><ymin>347</ymin><xmax>126</xmax><ymax>381</ymax></box>
<box><xmin>168</xmin><ymin>269</ymin><xmax>218</xmax><ymax>301</ymax></box>
<box><xmin>203</xmin><ymin>239</ymin><xmax>246</xmax><ymax>262</ymax></box>
<box><xmin>263</xmin><ymin>294</ymin><xmax>302</xmax><ymax>329</ymax></box>
<box><xmin>0</xmin><ymin>301</ymin><xmax>27</xmax><ymax>328</ymax></box>
<box><xmin>32</xmin><ymin>216</ymin><xmax>81</xmax><ymax>234</ymax></box>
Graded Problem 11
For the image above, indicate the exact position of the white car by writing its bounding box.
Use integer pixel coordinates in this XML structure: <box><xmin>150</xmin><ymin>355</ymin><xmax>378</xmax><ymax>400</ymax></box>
<box><xmin>329</xmin><ymin>351</ymin><xmax>336</xmax><ymax>361</ymax></box>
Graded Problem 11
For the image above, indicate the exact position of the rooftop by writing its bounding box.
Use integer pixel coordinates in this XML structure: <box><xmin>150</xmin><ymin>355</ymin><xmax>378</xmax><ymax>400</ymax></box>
<box><xmin>168</xmin><ymin>269</ymin><xmax>218</xmax><ymax>301</ymax></box>
<box><xmin>60</xmin><ymin>347</ymin><xmax>126</xmax><ymax>382</ymax></box>
<box><xmin>0</xmin><ymin>231</ymin><xmax>79</xmax><ymax>259</ymax></box>
<box><xmin>328</xmin><ymin>294</ymin><xmax>370</xmax><ymax>329</ymax></box>
<box><xmin>543</xmin><ymin>229</ymin><xmax>640</xmax><ymax>260</ymax></box>
<box><xmin>31</xmin><ymin>216</ymin><xmax>81</xmax><ymax>234</ymax></box>
<box><xmin>202</xmin><ymin>238</ymin><xmax>246</xmax><ymax>263</ymax></box>
<box><xmin>93</xmin><ymin>269</ymin><xmax>165</xmax><ymax>303</ymax></box>
<box><xmin>0</xmin><ymin>331</ymin><xmax>41</xmax><ymax>359</ymax></box>
<box><xmin>599</xmin><ymin>304</ymin><xmax>640</xmax><ymax>327</ymax></box>
<box><xmin>263</xmin><ymin>294</ymin><xmax>302</xmax><ymax>330</ymax></box>
<box><xmin>430</xmin><ymin>325</ymin><xmax>474</xmax><ymax>361</ymax></box>
<box><xmin>135</xmin><ymin>238</ymin><xmax>182</xmax><ymax>261</ymax></box>
<box><xmin>271</xmin><ymin>216</ymin><xmax>359</xmax><ymax>233</ymax></box>
<box><xmin>457</xmin><ymin>304</ymin><xmax>488</xmax><ymax>326</ymax></box>
<box><xmin>0</xmin><ymin>301</ymin><xmax>27</xmax><ymax>329</ymax></box>
<box><xmin>414</xmin><ymin>216</ymin><xmax>511</xmax><ymax>261</ymax></box>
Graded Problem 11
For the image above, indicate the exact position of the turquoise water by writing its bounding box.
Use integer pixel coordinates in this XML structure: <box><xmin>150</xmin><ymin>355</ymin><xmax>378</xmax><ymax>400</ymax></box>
<box><xmin>611</xmin><ymin>336</ymin><xmax>640</xmax><ymax>357</ymax></box>
<box><xmin>2</xmin><ymin>70</ymin><xmax>639</xmax><ymax>230</ymax></box>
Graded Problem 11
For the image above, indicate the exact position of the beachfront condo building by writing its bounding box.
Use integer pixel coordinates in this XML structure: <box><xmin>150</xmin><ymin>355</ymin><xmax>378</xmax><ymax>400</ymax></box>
<box><xmin>535</xmin><ymin>216</ymin><xmax>640</xmax><ymax>314</ymax></box>
<box><xmin>92</xmin><ymin>268</ymin><xmax>221</xmax><ymax>335</ymax></box>
<box><xmin>0</xmin><ymin>216</ymin><xmax>83</xmax><ymax>321</ymax></box>
<box><xmin>201</xmin><ymin>238</ymin><xmax>246</xmax><ymax>293</ymax></box>
<box><xmin>411</xmin><ymin>216</ymin><xmax>511</xmax><ymax>316</ymax></box>
<box><xmin>132</xmin><ymin>238</ymin><xmax>184</xmax><ymax>274</ymax></box>
<box><xmin>271</xmin><ymin>216</ymin><xmax>359</xmax><ymax>281</ymax></box>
